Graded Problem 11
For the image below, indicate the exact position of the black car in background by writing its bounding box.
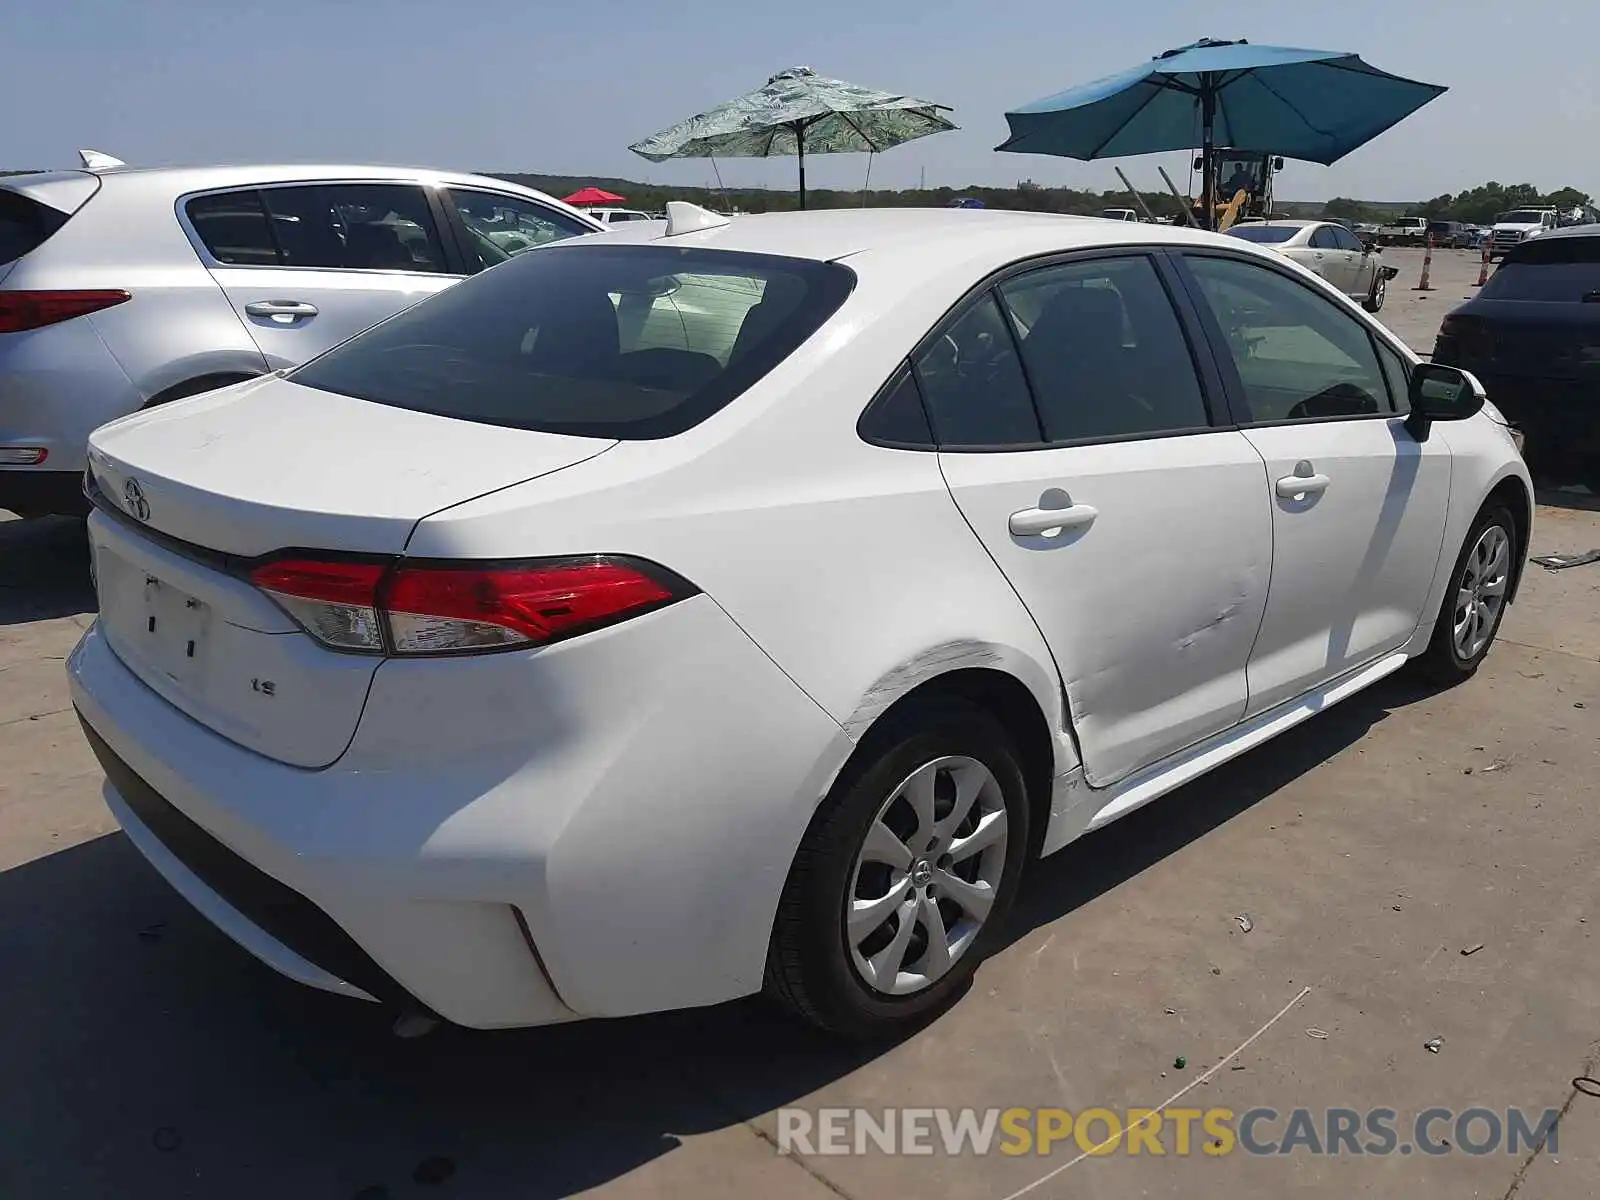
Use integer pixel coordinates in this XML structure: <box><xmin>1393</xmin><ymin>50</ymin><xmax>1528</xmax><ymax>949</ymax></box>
<box><xmin>1427</xmin><ymin>220</ymin><xmax>1471</xmax><ymax>249</ymax></box>
<box><xmin>1433</xmin><ymin>227</ymin><xmax>1600</xmax><ymax>490</ymax></box>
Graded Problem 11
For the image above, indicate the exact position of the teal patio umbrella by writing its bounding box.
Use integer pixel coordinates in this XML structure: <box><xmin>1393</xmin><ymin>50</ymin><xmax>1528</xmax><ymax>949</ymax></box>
<box><xmin>998</xmin><ymin>38</ymin><xmax>1446</xmax><ymax>228</ymax></box>
<box><xmin>629</xmin><ymin>67</ymin><xmax>957</xmax><ymax>209</ymax></box>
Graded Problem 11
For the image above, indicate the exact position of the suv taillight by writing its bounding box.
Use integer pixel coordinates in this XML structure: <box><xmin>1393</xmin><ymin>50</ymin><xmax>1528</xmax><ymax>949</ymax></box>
<box><xmin>248</xmin><ymin>556</ymin><xmax>694</xmax><ymax>656</ymax></box>
<box><xmin>0</xmin><ymin>290</ymin><xmax>130</xmax><ymax>333</ymax></box>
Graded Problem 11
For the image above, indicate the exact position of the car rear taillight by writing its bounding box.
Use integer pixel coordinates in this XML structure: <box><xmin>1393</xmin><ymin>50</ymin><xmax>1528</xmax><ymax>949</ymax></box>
<box><xmin>0</xmin><ymin>290</ymin><xmax>130</xmax><ymax>333</ymax></box>
<box><xmin>248</xmin><ymin>555</ymin><xmax>694</xmax><ymax>656</ymax></box>
<box><xmin>250</xmin><ymin>559</ymin><xmax>389</xmax><ymax>652</ymax></box>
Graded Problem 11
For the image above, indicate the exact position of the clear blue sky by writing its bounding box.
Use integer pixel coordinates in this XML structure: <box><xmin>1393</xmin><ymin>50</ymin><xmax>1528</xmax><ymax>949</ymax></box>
<box><xmin>4</xmin><ymin>0</ymin><xmax>1595</xmax><ymax>202</ymax></box>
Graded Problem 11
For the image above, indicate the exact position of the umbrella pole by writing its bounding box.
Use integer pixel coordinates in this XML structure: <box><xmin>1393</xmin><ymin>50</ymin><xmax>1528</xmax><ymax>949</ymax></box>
<box><xmin>796</xmin><ymin>123</ymin><xmax>807</xmax><ymax>211</ymax></box>
<box><xmin>1201</xmin><ymin>76</ymin><xmax>1217</xmax><ymax>231</ymax></box>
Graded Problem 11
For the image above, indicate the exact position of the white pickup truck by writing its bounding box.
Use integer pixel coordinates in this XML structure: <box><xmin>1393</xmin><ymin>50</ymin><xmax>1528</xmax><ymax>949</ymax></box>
<box><xmin>1375</xmin><ymin>216</ymin><xmax>1429</xmax><ymax>247</ymax></box>
<box><xmin>1487</xmin><ymin>207</ymin><xmax>1559</xmax><ymax>260</ymax></box>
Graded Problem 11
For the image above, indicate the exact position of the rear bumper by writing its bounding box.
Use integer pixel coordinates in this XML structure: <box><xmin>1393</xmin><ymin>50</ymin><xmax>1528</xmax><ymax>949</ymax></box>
<box><xmin>0</xmin><ymin>468</ymin><xmax>88</xmax><ymax>518</ymax></box>
<box><xmin>68</xmin><ymin>594</ymin><xmax>851</xmax><ymax>1028</ymax></box>
<box><xmin>0</xmin><ymin>315</ymin><xmax>145</xmax><ymax>480</ymax></box>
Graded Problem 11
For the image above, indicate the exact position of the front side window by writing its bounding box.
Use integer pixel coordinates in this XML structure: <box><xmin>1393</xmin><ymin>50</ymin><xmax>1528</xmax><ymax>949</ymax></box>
<box><xmin>1375</xmin><ymin>339</ymin><xmax>1410</xmax><ymax>414</ymax></box>
<box><xmin>447</xmin><ymin>188</ymin><xmax>594</xmax><ymax>271</ymax></box>
<box><xmin>1185</xmin><ymin>255</ymin><xmax>1390</xmax><ymax>423</ymax></box>
<box><xmin>291</xmin><ymin>243</ymin><xmax>854</xmax><ymax>439</ymax></box>
<box><xmin>259</xmin><ymin>183</ymin><xmax>448</xmax><ymax>273</ymax></box>
<box><xmin>998</xmin><ymin>256</ymin><xmax>1210</xmax><ymax>441</ymax></box>
<box><xmin>912</xmin><ymin>293</ymin><xmax>1040</xmax><ymax>447</ymax></box>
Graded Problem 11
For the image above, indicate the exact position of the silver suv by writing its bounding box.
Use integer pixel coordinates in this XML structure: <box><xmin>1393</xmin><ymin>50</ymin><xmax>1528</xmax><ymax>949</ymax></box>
<box><xmin>0</xmin><ymin>157</ymin><xmax>603</xmax><ymax>517</ymax></box>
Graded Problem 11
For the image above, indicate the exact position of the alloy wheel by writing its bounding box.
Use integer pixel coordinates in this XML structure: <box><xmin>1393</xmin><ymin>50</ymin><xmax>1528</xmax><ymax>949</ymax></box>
<box><xmin>1453</xmin><ymin>523</ymin><xmax>1510</xmax><ymax>660</ymax></box>
<box><xmin>846</xmin><ymin>756</ymin><xmax>1009</xmax><ymax>996</ymax></box>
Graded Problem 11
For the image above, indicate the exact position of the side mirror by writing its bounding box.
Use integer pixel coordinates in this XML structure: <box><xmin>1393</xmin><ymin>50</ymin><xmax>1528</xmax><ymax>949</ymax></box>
<box><xmin>1405</xmin><ymin>363</ymin><xmax>1485</xmax><ymax>441</ymax></box>
<box><xmin>1361</xmin><ymin>237</ymin><xmax>1378</xmax><ymax>252</ymax></box>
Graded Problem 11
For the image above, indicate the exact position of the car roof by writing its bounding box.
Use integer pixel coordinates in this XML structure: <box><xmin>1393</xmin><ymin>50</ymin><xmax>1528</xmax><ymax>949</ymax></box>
<box><xmin>1232</xmin><ymin>218</ymin><xmax>1317</xmax><ymax>228</ymax></box>
<box><xmin>591</xmin><ymin>206</ymin><xmax>1249</xmax><ymax>265</ymax></box>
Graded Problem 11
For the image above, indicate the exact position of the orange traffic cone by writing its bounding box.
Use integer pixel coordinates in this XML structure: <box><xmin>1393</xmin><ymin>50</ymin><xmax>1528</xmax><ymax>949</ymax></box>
<box><xmin>1414</xmin><ymin>235</ymin><xmax>1433</xmax><ymax>291</ymax></box>
<box><xmin>1473</xmin><ymin>236</ymin><xmax>1491</xmax><ymax>287</ymax></box>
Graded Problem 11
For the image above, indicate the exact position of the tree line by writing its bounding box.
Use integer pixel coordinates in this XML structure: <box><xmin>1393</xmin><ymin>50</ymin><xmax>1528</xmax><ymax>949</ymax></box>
<box><xmin>1324</xmin><ymin>182</ymin><xmax>1594</xmax><ymax>226</ymax></box>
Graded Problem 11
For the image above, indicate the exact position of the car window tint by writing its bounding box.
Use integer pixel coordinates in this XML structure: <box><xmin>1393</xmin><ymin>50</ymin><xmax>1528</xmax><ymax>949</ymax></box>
<box><xmin>1375</xmin><ymin>339</ymin><xmax>1410</xmax><ymax>414</ymax></box>
<box><xmin>1185</xmin><ymin>255</ymin><xmax>1389</xmax><ymax>423</ymax></box>
<box><xmin>261</xmin><ymin>183</ymin><xmax>447</xmax><ymax>273</ymax></box>
<box><xmin>1332</xmin><ymin>227</ymin><xmax>1365</xmax><ymax>252</ymax></box>
<box><xmin>998</xmin><ymin>256</ymin><xmax>1209</xmax><ymax>441</ymax></box>
<box><xmin>1309</xmin><ymin>227</ymin><xmax>1338</xmax><ymax>250</ymax></box>
<box><xmin>291</xmin><ymin>243</ymin><xmax>853</xmax><ymax>440</ymax></box>
<box><xmin>447</xmin><ymin>188</ymin><xmax>593</xmax><ymax>272</ymax></box>
<box><xmin>186</xmin><ymin>191</ymin><xmax>279</xmax><ymax>266</ymax></box>
<box><xmin>913</xmin><ymin>292</ymin><xmax>1040</xmax><ymax>447</ymax></box>
<box><xmin>859</xmin><ymin>365</ymin><xmax>934</xmax><ymax>448</ymax></box>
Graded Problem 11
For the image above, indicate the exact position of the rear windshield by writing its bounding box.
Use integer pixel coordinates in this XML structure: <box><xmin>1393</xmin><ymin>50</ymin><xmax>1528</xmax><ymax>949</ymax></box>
<box><xmin>1482</xmin><ymin>236</ymin><xmax>1600</xmax><ymax>300</ymax></box>
<box><xmin>0</xmin><ymin>189</ymin><xmax>70</xmax><ymax>265</ymax></box>
<box><xmin>292</xmin><ymin>243</ymin><xmax>855</xmax><ymax>439</ymax></box>
<box><xmin>1226</xmin><ymin>225</ymin><xmax>1297</xmax><ymax>244</ymax></box>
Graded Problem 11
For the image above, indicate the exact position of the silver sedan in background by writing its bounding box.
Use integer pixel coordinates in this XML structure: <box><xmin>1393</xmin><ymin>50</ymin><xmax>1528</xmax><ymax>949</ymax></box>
<box><xmin>1226</xmin><ymin>219</ymin><xmax>1396</xmax><ymax>313</ymax></box>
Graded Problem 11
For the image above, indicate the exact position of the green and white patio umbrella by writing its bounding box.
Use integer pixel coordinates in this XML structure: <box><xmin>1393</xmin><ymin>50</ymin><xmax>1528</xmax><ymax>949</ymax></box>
<box><xmin>629</xmin><ymin>67</ymin><xmax>957</xmax><ymax>209</ymax></box>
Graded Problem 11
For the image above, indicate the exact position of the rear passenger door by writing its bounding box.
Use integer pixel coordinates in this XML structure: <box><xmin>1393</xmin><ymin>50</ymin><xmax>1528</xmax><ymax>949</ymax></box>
<box><xmin>930</xmin><ymin>253</ymin><xmax>1274</xmax><ymax>787</ymax></box>
<box><xmin>184</xmin><ymin>181</ymin><xmax>462</xmax><ymax>369</ymax></box>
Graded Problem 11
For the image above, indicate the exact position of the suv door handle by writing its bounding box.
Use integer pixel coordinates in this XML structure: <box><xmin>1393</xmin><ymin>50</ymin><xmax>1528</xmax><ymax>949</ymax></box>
<box><xmin>1276</xmin><ymin>471</ymin><xmax>1331</xmax><ymax>498</ymax></box>
<box><xmin>245</xmin><ymin>300</ymin><xmax>319</xmax><ymax>321</ymax></box>
<box><xmin>1009</xmin><ymin>503</ymin><xmax>1098</xmax><ymax>536</ymax></box>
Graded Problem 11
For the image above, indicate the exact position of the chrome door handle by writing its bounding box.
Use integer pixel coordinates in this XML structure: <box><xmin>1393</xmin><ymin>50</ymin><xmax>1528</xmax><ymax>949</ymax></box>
<box><xmin>1009</xmin><ymin>503</ymin><xmax>1098</xmax><ymax>536</ymax></box>
<box><xmin>1276</xmin><ymin>471</ymin><xmax>1331</xmax><ymax>498</ymax></box>
<box><xmin>245</xmin><ymin>300</ymin><xmax>319</xmax><ymax>320</ymax></box>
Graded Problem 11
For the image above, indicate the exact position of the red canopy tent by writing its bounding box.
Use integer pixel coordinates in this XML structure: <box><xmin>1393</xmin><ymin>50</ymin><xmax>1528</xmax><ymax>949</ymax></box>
<box><xmin>562</xmin><ymin>186</ymin><xmax>625</xmax><ymax>206</ymax></box>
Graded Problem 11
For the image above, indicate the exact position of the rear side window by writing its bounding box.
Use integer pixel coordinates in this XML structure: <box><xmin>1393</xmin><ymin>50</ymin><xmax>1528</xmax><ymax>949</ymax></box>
<box><xmin>912</xmin><ymin>293</ymin><xmax>1041</xmax><ymax>447</ymax></box>
<box><xmin>998</xmin><ymin>256</ymin><xmax>1210</xmax><ymax>441</ymax></box>
<box><xmin>291</xmin><ymin>243</ymin><xmax>855</xmax><ymax>439</ymax></box>
<box><xmin>1482</xmin><ymin>236</ymin><xmax>1600</xmax><ymax>300</ymax></box>
<box><xmin>264</xmin><ymin>184</ymin><xmax>446</xmax><ymax>273</ymax></box>
<box><xmin>186</xmin><ymin>192</ymin><xmax>279</xmax><ymax>265</ymax></box>
<box><xmin>186</xmin><ymin>183</ymin><xmax>450</xmax><ymax>273</ymax></box>
<box><xmin>0</xmin><ymin>190</ymin><xmax>70</xmax><ymax>265</ymax></box>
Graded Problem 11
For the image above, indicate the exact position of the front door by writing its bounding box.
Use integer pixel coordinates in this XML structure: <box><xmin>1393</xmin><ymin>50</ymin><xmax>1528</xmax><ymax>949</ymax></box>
<box><xmin>925</xmin><ymin>254</ymin><xmax>1273</xmax><ymax>786</ymax></box>
<box><xmin>1177</xmin><ymin>252</ymin><xmax>1452</xmax><ymax>715</ymax></box>
<box><xmin>188</xmin><ymin>181</ymin><xmax>462</xmax><ymax>370</ymax></box>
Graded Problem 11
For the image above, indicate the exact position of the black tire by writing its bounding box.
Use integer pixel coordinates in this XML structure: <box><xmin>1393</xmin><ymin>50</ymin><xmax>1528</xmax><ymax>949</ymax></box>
<box><xmin>765</xmin><ymin>698</ymin><xmax>1032</xmax><ymax>1039</ymax></box>
<box><xmin>1413</xmin><ymin>503</ymin><xmax>1518</xmax><ymax>684</ymax></box>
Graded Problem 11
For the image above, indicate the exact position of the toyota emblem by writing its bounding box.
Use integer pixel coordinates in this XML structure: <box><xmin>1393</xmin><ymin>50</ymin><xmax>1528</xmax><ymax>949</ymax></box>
<box><xmin>122</xmin><ymin>477</ymin><xmax>150</xmax><ymax>522</ymax></box>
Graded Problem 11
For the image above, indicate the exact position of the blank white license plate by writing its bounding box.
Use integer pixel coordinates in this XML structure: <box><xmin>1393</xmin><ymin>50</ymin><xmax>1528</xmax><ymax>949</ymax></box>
<box><xmin>96</xmin><ymin>544</ymin><xmax>214</xmax><ymax>688</ymax></box>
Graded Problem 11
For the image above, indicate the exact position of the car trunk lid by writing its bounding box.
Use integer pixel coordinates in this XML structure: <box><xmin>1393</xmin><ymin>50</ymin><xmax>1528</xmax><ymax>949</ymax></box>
<box><xmin>85</xmin><ymin>375</ymin><xmax>616</xmax><ymax>767</ymax></box>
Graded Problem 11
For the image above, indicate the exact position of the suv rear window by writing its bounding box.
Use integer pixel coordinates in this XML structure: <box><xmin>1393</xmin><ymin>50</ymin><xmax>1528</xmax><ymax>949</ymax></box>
<box><xmin>1482</xmin><ymin>235</ymin><xmax>1600</xmax><ymax>301</ymax></box>
<box><xmin>0</xmin><ymin>190</ymin><xmax>70</xmax><ymax>265</ymax></box>
<box><xmin>291</xmin><ymin>243</ymin><xmax>856</xmax><ymax>439</ymax></box>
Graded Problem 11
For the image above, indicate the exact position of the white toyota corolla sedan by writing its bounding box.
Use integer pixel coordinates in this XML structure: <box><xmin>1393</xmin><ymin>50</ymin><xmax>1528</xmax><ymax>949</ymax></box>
<box><xmin>69</xmin><ymin>203</ymin><xmax>1531</xmax><ymax>1039</ymax></box>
